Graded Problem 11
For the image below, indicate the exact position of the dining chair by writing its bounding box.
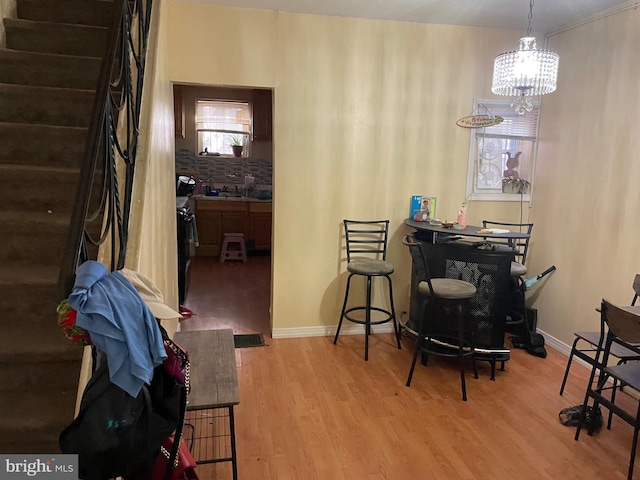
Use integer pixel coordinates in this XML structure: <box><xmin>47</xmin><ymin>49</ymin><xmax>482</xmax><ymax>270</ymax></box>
<box><xmin>402</xmin><ymin>234</ymin><xmax>478</xmax><ymax>401</ymax></box>
<box><xmin>560</xmin><ymin>274</ymin><xmax>640</xmax><ymax>403</ymax></box>
<box><xmin>574</xmin><ymin>298</ymin><xmax>640</xmax><ymax>480</ymax></box>
<box><xmin>333</xmin><ymin>220</ymin><xmax>401</xmax><ymax>361</ymax></box>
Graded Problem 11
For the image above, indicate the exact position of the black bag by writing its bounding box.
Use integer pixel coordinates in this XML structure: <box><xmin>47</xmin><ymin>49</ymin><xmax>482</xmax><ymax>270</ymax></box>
<box><xmin>59</xmin><ymin>357</ymin><xmax>184</xmax><ymax>480</ymax></box>
<box><xmin>59</xmin><ymin>364</ymin><xmax>181</xmax><ymax>480</ymax></box>
<box><xmin>559</xmin><ymin>404</ymin><xmax>603</xmax><ymax>430</ymax></box>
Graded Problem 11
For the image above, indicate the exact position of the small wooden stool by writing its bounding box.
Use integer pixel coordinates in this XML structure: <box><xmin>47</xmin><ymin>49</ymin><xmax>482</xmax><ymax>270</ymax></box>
<box><xmin>220</xmin><ymin>233</ymin><xmax>247</xmax><ymax>263</ymax></box>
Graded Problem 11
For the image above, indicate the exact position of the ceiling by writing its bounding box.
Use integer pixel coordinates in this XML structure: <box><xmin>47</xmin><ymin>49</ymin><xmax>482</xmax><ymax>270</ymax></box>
<box><xmin>177</xmin><ymin>0</ymin><xmax>631</xmax><ymax>35</ymax></box>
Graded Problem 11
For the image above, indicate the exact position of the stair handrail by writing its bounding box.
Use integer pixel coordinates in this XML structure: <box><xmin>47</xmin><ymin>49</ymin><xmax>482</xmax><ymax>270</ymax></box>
<box><xmin>58</xmin><ymin>0</ymin><xmax>154</xmax><ymax>298</ymax></box>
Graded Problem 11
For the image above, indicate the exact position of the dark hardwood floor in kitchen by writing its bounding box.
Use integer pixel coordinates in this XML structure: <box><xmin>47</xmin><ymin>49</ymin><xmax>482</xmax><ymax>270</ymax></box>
<box><xmin>179</xmin><ymin>254</ymin><xmax>271</xmax><ymax>337</ymax></box>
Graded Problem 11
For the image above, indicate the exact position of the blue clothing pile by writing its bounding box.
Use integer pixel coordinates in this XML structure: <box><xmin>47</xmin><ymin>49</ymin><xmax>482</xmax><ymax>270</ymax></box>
<box><xmin>68</xmin><ymin>261</ymin><xmax>167</xmax><ymax>397</ymax></box>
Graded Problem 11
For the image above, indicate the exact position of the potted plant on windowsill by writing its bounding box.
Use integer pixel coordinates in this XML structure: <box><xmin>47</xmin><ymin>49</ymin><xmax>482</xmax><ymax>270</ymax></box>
<box><xmin>502</xmin><ymin>176</ymin><xmax>530</xmax><ymax>194</ymax></box>
<box><xmin>231</xmin><ymin>136</ymin><xmax>244</xmax><ymax>157</ymax></box>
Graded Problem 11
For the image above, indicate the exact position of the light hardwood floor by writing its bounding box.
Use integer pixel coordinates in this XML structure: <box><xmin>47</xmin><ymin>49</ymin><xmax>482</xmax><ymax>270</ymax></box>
<box><xmin>181</xmin><ymin>256</ymin><xmax>637</xmax><ymax>479</ymax></box>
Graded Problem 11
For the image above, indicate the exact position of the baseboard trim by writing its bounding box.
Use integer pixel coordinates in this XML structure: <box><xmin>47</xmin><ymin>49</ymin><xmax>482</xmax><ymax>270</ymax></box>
<box><xmin>272</xmin><ymin>323</ymin><xmax>395</xmax><ymax>339</ymax></box>
<box><xmin>273</xmin><ymin>324</ymin><xmax>584</xmax><ymax>367</ymax></box>
<box><xmin>538</xmin><ymin>329</ymin><xmax>593</xmax><ymax>370</ymax></box>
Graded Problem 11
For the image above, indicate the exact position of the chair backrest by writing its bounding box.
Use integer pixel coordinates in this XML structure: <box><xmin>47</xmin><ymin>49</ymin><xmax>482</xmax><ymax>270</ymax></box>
<box><xmin>402</xmin><ymin>233</ymin><xmax>435</xmax><ymax>296</ymax></box>
<box><xmin>482</xmin><ymin>220</ymin><xmax>534</xmax><ymax>264</ymax></box>
<box><xmin>602</xmin><ymin>298</ymin><xmax>640</xmax><ymax>345</ymax></box>
<box><xmin>632</xmin><ymin>274</ymin><xmax>640</xmax><ymax>306</ymax></box>
<box><xmin>343</xmin><ymin>220</ymin><xmax>389</xmax><ymax>263</ymax></box>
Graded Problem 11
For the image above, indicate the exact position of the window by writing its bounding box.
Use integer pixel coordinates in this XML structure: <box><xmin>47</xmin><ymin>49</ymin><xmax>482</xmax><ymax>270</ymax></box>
<box><xmin>196</xmin><ymin>100</ymin><xmax>251</xmax><ymax>157</ymax></box>
<box><xmin>465</xmin><ymin>99</ymin><xmax>540</xmax><ymax>201</ymax></box>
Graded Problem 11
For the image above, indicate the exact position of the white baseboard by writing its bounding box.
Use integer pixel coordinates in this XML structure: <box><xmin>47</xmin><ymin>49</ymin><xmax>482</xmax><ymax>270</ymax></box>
<box><xmin>272</xmin><ymin>323</ymin><xmax>395</xmax><ymax>339</ymax></box>
<box><xmin>538</xmin><ymin>329</ymin><xmax>595</xmax><ymax>371</ymax></box>
<box><xmin>273</xmin><ymin>324</ymin><xmax>584</xmax><ymax>366</ymax></box>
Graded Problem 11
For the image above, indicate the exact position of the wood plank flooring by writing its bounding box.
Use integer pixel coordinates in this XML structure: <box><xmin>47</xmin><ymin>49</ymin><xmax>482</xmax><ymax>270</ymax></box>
<box><xmin>181</xmin><ymin>256</ymin><xmax>638</xmax><ymax>479</ymax></box>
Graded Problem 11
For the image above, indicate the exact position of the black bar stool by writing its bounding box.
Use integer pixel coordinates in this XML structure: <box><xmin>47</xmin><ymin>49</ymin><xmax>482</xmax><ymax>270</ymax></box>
<box><xmin>333</xmin><ymin>220</ymin><xmax>401</xmax><ymax>361</ymax></box>
<box><xmin>403</xmin><ymin>234</ymin><xmax>478</xmax><ymax>401</ymax></box>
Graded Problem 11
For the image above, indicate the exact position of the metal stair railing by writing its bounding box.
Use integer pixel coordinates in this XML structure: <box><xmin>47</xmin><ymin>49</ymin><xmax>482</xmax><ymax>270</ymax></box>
<box><xmin>58</xmin><ymin>0</ymin><xmax>154</xmax><ymax>298</ymax></box>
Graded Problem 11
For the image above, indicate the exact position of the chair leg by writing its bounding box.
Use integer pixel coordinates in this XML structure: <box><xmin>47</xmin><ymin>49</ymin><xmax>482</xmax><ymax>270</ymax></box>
<box><xmin>628</xmin><ymin>403</ymin><xmax>640</xmax><ymax>480</ymax></box>
<box><xmin>559</xmin><ymin>337</ymin><xmax>581</xmax><ymax>395</ymax></box>
<box><xmin>385</xmin><ymin>275</ymin><xmax>401</xmax><ymax>350</ymax></box>
<box><xmin>364</xmin><ymin>276</ymin><xmax>372</xmax><ymax>361</ymax></box>
<box><xmin>456</xmin><ymin>304</ymin><xmax>468</xmax><ymax>402</ymax></box>
<box><xmin>406</xmin><ymin>334</ymin><xmax>422</xmax><ymax>387</ymax></box>
<box><xmin>407</xmin><ymin>299</ymin><xmax>429</xmax><ymax>387</ymax></box>
<box><xmin>334</xmin><ymin>274</ymin><xmax>353</xmax><ymax>345</ymax></box>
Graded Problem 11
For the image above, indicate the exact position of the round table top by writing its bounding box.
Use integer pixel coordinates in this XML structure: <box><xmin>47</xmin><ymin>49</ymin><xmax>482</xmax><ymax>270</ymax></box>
<box><xmin>404</xmin><ymin>218</ymin><xmax>531</xmax><ymax>239</ymax></box>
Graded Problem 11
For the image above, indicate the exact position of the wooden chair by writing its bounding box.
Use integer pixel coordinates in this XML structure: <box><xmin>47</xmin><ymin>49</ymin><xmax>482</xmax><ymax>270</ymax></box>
<box><xmin>574</xmin><ymin>299</ymin><xmax>640</xmax><ymax>480</ymax></box>
<box><xmin>333</xmin><ymin>220</ymin><xmax>401</xmax><ymax>361</ymax></box>
<box><xmin>403</xmin><ymin>234</ymin><xmax>478</xmax><ymax>401</ymax></box>
<box><xmin>560</xmin><ymin>274</ymin><xmax>640</xmax><ymax>398</ymax></box>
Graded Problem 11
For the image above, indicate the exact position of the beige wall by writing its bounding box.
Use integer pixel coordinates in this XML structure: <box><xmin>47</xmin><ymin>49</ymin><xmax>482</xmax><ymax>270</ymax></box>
<box><xmin>0</xmin><ymin>0</ymin><xmax>16</xmax><ymax>47</ymax></box>
<box><xmin>167</xmin><ymin>3</ymin><xmax>525</xmax><ymax>335</ymax></box>
<box><xmin>127</xmin><ymin>0</ymin><xmax>180</xmax><ymax>338</ymax></box>
<box><xmin>531</xmin><ymin>7</ymin><xmax>640</xmax><ymax>346</ymax></box>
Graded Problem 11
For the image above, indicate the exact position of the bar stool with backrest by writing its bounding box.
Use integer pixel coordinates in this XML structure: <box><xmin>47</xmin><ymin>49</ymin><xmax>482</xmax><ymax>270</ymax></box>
<box><xmin>575</xmin><ymin>299</ymin><xmax>640</xmax><ymax>480</ymax></box>
<box><xmin>333</xmin><ymin>220</ymin><xmax>401</xmax><ymax>361</ymax></box>
<box><xmin>560</xmin><ymin>275</ymin><xmax>640</xmax><ymax>413</ymax></box>
<box><xmin>403</xmin><ymin>234</ymin><xmax>478</xmax><ymax>401</ymax></box>
<box><xmin>482</xmin><ymin>220</ymin><xmax>534</xmax><ymax>338</ymax></box>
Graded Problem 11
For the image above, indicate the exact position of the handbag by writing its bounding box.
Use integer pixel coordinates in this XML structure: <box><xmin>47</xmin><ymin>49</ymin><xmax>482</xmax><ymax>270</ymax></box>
<box><xmin>151</xmin><ymin>436</ymin><xmax>198</xmax><ymax>480</ymax></box>
<box><xmin>59</xmin><ymin>325</ymin><xmax>191</xmax><ymax>480</ymax></box>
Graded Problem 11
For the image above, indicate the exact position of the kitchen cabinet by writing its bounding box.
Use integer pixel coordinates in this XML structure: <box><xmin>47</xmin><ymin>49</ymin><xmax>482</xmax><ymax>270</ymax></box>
<box><xmin>248</xmin><ymin>202</ymin><xmax>272</xmax><ymax>251</ymax></box>
<box><xmin>173</xmin><ymin>84</ymin><xmax>185</xmax><ymax>138</ymax></box>
<box><xmin>252</xmin><ymin>89</ymin><xmax>272</xmax><ymax>141</ymax></box>
<box><xmin>195</xmin><ymin>200</ymin><xmax>248</xmax><ymax>256</ymax></box>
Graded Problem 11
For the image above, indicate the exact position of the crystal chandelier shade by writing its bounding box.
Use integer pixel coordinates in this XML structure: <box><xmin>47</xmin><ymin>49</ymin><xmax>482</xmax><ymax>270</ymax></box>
<box><xmin>491</xmin><ymin>1</ymin><xmax>559</xmax><ymax>114</ymax></box>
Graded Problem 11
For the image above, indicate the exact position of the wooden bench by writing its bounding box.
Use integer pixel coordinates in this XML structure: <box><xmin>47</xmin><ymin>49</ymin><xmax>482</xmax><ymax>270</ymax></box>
<box><xmin>174</xmin><ymin>329</ymin><xmax>239</xmax><ymax>480</ymax></box>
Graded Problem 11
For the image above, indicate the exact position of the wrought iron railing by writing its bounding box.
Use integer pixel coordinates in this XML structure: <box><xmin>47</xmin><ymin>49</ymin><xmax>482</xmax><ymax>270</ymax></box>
<box><xmin>58</xmin><ymin>0</ymin><xmax>153</xmax><ymax>297</ymax></box>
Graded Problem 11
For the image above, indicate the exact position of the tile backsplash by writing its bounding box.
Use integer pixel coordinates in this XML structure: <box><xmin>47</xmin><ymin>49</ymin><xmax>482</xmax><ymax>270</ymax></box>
<box><xmin>176</xmin><ymin>149</ymin><xmax>273</xmax><ymax>189</ymax></box>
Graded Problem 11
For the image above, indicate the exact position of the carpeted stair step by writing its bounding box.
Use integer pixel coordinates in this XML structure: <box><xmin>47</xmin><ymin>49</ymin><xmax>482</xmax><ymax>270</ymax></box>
<box><xmin>0</xmin><ymin>164</ymin><xmax>80</xmax><ymax>213</ymax></box>
<box><xmin>0</xmin><ymin>210</ymin><xmax>70</xmax><ymax>267</ymax></box>
<box><xmin>5</xmin><ymin>18</ymin><xmax>108</xmax><ymax>57</ymax></box>
<box><xmin>0</xmin><ymin>49</ymin><xmax>101</xmax><ymax>89</ymax></box>
<box><xmin>0</xmin><ymin>123</ymin><xmax>87</xmax><ymax>168</ymax></box>
<box><xmin>0</xmin><ymin>387</ymin><xmax>79</xmax><ymax>453</ymax></box>
<box><xmin>0</xmin><ymin>265</ymin><xmax>79</xmax><ymax>351</ymax></box>
<box><xmin>0</xmin><ymin>83</ymin><xmax>95</xmax><ymax>127</ymax></box>
<box><xmin>17</xmin><ymin>0</ymin><xmax>115</xmax><ymax>28</ymax></box>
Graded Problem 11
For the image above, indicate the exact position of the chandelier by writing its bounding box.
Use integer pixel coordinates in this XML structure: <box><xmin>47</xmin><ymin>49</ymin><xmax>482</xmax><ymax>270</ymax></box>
<box><xmin>491</xmin><ymin>0</ymin><xmax>559</xmax><ymax>114</ymax></box>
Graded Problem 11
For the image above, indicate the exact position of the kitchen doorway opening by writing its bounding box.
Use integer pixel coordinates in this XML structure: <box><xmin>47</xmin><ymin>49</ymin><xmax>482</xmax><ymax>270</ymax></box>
<box><xmin>173</xmin><ymin>83</ymin><xmax>273</xmax><ymax>337</ymax></box>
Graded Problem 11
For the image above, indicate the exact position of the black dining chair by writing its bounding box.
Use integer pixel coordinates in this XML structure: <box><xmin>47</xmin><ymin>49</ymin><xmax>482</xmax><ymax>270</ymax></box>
<box><xmin>403</xmin><ymin>234</ymin><xmax>478</xmax><ymax>401</ymax></box>
<box><xmin>560</xmin><ymin>274</ymin><xmax>640</xmax><ymax>408</ymax></box>
<box><xmin>575</xmin><ymin>298</ymin><xmax>640</xmax><ymax>480</ymax></box>
<box><xmin>333</xmin><ymin>220</ymin><xmax>401</xmax><ymax>361</ymax></box>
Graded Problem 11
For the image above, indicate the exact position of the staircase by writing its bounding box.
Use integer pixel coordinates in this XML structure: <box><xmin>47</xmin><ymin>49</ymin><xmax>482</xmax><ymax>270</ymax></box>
<box><xmin>0</xmin><ymin>0</ymin><xmax>114</xmax><ymax>453</ymax></box>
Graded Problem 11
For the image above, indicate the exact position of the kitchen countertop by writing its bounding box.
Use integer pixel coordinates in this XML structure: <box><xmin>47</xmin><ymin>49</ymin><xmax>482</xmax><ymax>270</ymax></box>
<box><xmin>194</xmin><ymin>195</ymin><xmax>272</xmax><ymax>203</ymax></box>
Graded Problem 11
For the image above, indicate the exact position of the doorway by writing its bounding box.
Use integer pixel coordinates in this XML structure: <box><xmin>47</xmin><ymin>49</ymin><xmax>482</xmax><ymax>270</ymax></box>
<box><xmin>173</xmin><ymin>84</ymin><xmax>273</xmax><ymax>337</ymax></box>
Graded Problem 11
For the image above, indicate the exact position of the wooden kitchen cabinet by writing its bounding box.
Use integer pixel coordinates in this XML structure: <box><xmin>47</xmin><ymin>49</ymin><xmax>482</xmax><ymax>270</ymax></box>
<box><xmin>195</xmin><ymin>200</ymin><xmax>248</xmax><ymax>256</ymax></box>
<box><xmin>252</xmin><ymin>89</ymin><xmax>272</xmax><ymax>141</ymax></box>
<box><xmin>248</xmin><ymin>202</ymin><xmax>272</xmax><ymax>251</ymax></box>
<box><xmin>173</xmin><ymin>84</ymin><xmax>185</xmax><ymax>138</ymax></box>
